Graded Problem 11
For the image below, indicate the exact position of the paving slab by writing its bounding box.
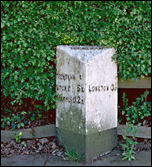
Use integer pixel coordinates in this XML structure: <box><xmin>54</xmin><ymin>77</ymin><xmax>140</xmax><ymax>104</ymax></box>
<box><xmin>1</xmin><ymin>148</ymin><xmax>151</xmax><ymax>166</ymax></box>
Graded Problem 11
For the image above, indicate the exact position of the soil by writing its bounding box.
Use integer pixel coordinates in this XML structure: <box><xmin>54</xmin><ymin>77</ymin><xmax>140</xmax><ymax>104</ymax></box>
<box><xmin>1</xmin><ymin>113</ymin><xmax>55</xmax><ymax>130</ymax></box>
<box><xmin>1</xmin><ymin>94</ymin><xmax>56</xmax><ymax>131</ymax></box>
<box><xmin>118</xmin><ymin>114</ymin><xmax>151</xmax><ymax>127</ymax></box>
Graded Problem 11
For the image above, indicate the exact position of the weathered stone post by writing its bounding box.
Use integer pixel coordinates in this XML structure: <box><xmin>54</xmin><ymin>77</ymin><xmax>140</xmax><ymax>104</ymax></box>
<box><xmin>56</xmin><ymin>46</ymin><xmax>117</xmax><ymax>161</ymax></box>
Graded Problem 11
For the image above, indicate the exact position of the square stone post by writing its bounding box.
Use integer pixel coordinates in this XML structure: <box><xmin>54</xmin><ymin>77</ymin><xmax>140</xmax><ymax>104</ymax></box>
<box><xmin>56</xmin><ymin>46</ymin><xmax>118</xmax><ymax>161</ymax></box>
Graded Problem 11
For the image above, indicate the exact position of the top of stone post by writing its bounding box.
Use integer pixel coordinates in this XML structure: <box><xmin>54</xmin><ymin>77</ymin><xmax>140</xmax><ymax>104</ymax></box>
<box><xmin>57</xmin><ymin>45</ymin><xmax>115</xmax><ymax>63</ymax></box>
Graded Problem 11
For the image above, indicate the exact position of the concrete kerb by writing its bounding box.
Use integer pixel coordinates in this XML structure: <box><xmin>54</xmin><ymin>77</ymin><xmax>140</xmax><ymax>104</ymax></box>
<box><xmin>1</xmin><ymin>124</ymin><xmax>56</xmax><ymax>141</ymax></box>
<box><xmin>1</xmin><ymin>124</ymin><xmax>151</xmax><ymax>142</ymax></box>
<box><xmin>1</xmin><ymin>150</ymin><xmax>151</xmax><ymax>166</ymax></box>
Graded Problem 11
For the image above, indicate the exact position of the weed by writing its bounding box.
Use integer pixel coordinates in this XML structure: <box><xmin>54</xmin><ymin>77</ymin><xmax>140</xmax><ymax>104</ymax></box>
<box><xmin>64</xmin><ymin>146</ymin><xmax>84</xmax><ymax>162</ymax></box>
<box><xmin>14</xmin><ymin>131</ymin><xmax>26</xmax><ymax>147</ymax></box>
<box><xmin>120</xmin><ymin>122</ymin><xmax>141</xmax><ymax>161</ymax></box>
<box><xmin>14</xmin><ymin>132</ymin><xmax>22</xmax><ymax>143</ymax></box>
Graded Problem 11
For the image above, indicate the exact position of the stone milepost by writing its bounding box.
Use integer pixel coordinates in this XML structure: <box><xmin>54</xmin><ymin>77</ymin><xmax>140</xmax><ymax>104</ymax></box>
<box><xmin>56</xmin><ymin>46</ymin><xmax>118</xmax><ymax>161</ymax></box>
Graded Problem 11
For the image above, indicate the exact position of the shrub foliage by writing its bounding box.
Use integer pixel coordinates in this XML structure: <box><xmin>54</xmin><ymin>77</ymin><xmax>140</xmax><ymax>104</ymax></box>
<box><xmin>1</xmin><ymin>1</ymin><xmax>151</xmax><ymax>124</ymax></box>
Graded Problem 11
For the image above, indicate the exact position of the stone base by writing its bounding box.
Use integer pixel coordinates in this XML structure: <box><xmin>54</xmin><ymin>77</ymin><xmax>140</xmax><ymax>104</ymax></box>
<box><xmin>56</xmin><ymin>127</ymin><xmax>117</xmax><ymax>161</ymax></box>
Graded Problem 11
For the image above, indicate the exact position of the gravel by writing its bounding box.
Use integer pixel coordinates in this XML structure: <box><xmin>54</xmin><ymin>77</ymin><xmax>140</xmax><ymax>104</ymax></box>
<box><xmin>39</xmin><ymin>138</ymin><xmax>49</xmax><ymax>145</ymax></box>
<box><xmin>1</xmin><ymin>136</ymin><xmax>151</xmax><ymax>161</ymax></box>
<box><xmin>1</xmin><ymin>136</ymin><xmax>66</xmax><ymax>159</ymax></box>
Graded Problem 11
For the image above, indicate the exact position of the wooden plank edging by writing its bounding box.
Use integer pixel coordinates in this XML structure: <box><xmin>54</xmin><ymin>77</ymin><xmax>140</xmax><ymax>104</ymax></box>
<box><xmin>1</xmin><ymin>124</ymin><xmax>151</xmax><ymax>142</ymax></box>
<box><xmin>117</xmin><ymin>124</ymin><xmax>151</xmax><ymax>139</ymax></box>
<box><xmin>1</xmin><ymin>124</ymin><xmax>56</xmax><ymax>142</ymax></box>
<box><xmin>118</xmin><ymin>77</ymin><xmax>151</xmax><ymax>88</ymax></box>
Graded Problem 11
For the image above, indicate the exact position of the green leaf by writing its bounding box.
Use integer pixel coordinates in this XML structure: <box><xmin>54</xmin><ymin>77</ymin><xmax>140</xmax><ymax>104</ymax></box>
<box><xmin>21</xmin><ymin>123</ymin><xmax>24</xmax><ymax>127</ymax></box>
<box><xmin>17</xmin><ymin>124</ymin><xmax>21</xmax><ymax>128</ymax></box>
<box><xmin>122</xmin><ymin>110</ymin><xmax>125</xmax><ymax>115</ymax></box>
<box><xmin>1</xmin><ymin>1</ymin><xmax>151</xmax><ymax>132</ymax></box>
<box><xmin>30</xmin><ymin>117</ymin><xmax>35</xmax><ymax>121</ymax></box>
<box><xmin>19</xmin><ymin>132</ymin><xmax>22</xmax><ymax>136</ymax></box>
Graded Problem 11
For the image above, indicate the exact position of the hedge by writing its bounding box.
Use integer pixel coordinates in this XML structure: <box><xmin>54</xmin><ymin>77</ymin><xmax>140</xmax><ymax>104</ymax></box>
<box><xmin>1</xmin><ymin>1</ymin><xmax>151</xmax><ymax>116</ymax></box>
